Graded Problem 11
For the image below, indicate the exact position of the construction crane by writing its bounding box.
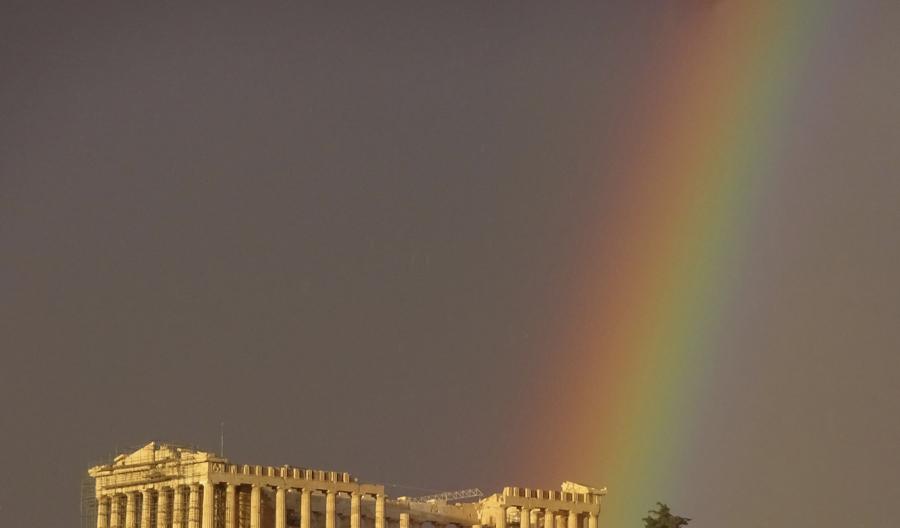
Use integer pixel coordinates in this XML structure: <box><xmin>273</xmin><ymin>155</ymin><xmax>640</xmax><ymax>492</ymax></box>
<box><xmin>410</xmin><ymin>488</ymin><xmax>484</xmax><ymax>503</ymax></box>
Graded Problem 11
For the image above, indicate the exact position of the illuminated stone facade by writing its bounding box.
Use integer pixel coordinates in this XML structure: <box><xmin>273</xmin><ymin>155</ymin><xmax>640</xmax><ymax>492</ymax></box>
<box><xmin>88</xmin><ymin>443</ymin><xmax>605</xmax><ymax>528</ymax></box>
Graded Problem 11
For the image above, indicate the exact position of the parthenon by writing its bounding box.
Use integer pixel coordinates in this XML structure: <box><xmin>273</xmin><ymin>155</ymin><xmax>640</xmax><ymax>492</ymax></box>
<box><xmin>88</xmin><ymin>443</ymin><xmax>606</xmax><ymax>528</ymax></box>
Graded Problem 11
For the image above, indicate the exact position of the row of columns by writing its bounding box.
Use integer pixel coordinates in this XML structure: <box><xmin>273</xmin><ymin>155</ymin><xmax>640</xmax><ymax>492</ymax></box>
<box><xmin>249</xmin><ymin>486</ymin><xmax>384</xmax><ymax>528</ymax></box>
<box><xmin>305</xmin><ymin>489</ymin><xmax>384</xmax><ymax>528</ymax></box>
<box><xmin>98</xmin><ymin>483</ymin><xmax>216</xmax><ymax>528</ymax></box>
<box><xmin>493</xmin><ymin>508</ymin><xmax>597</xmax><ymax>528</ymax></box>
<box><xmin>98</xmin><ymin>489</ymin><xmax>595</xmax><ymax>528</ymax></box>
<box><xmin>98</xmin><ymin>485</ymin><xmax>386</xmax><ymax>528</ymax></box>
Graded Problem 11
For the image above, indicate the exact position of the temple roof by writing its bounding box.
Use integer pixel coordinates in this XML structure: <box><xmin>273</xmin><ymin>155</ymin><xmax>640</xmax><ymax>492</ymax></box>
<box><xmin>561</xmin><ymin>481</ymin><xmax>608</xmax><ymax>496</ymax></box>
<box><xmin>98</xmin><ymin>441</ymin><xmax>221</xmax><ymax>470</ymax></box>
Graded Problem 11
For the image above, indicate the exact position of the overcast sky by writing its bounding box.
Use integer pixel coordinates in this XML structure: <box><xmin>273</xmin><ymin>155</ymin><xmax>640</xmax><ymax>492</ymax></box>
<box><xmin>1</xmin><ymin>2</ymin><xmax>898</xmax><ymax>527</ymax></box>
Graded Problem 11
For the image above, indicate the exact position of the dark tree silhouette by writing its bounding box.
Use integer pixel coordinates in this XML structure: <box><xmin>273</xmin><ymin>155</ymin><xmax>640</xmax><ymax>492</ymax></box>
<box><xmin>642</xmin><ymin>503</ymin><xmax>690</xmax><ymax>528</ymax></box>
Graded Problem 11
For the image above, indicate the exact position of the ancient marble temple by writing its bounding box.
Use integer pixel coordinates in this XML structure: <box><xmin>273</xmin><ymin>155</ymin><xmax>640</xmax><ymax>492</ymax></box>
<box><xmin>88</xmin><ymin>443</ymin><xmax>605</xmax><ymax>528</ymax></box>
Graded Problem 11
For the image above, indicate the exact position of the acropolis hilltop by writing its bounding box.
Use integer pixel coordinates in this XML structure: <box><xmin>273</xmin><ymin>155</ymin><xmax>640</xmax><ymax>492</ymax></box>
<box><xmin>87</xmin><ymin>442</ymin><xmax>606</xmax><ymax>528</ymax></box>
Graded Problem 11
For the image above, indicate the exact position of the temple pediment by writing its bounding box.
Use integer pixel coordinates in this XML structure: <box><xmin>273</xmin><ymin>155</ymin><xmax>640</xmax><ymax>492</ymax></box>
<box><xmin>560</xmin><ymin>481</ymin><xmax>607</xmax><ymax>497</ymax></box>
<box><xmin>95</xmin><ymin>441</ymin><xmax>220</xmax><ymax>473</ymax></box>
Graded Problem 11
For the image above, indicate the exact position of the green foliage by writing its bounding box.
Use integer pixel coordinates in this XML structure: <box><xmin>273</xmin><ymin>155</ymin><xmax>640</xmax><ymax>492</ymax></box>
<box><xmin>642</xmin><ymin>503</ymin><xmax>690</xmax><ymax>528</ymax></box>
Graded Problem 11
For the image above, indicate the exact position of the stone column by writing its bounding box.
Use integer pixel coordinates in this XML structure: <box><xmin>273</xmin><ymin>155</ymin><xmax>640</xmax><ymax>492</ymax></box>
<box><xmin>276</xmin><ymin>487</ymin><xmax>287</xmax><ymax>528</ymax></box>
<box><xmin>542</xmin><ymin>510</ymin><xmax>554</xmax><ymax>528</ymax></box>
<box><xmin>399</xmin><ymin>513</ymin><xmax>409</xmax><ymax>528</ymax></box>
<box><xmin>189</xmin><ymin>484</ymin><xmax>201</xmax><ymax>528</ymax></box>
<box><xmin>202</xmin><ymin>482</ymin><xmax>216</xmax><ymax>528</ymax></box>
<box><xmin>249</xmin><ymin>485</ymin><xmax>261</xmax><ymax>528</ymax></box>
<box><xmin>351</xmin><ymin>493</ymin><xmax>361</xmax><ymax>528</ymax></box>
<box><xmin>326</xmin><ymin>491</ymin><xmax>337</xmax><ymax>528</ymax></box>
<box><xmin>141</xmin><ymin>490</ymin><xmax>153</xmax><ymax>528</ymax></box>
<box><xmin>110</xmin><ymin>496</ymin><xmax>123</xmax><ymax>528</ymax></box>
<box><xmin>375</xmin><ymin>494</ymin><xmax>385</xmax><ymax>528</ymax></box>
<box><xmin>495</xmin><ymin>508</ymin><xmax>506</xmax><ymax>528</ymax></box>
<box><xmin>300</xmin><ymin>489</ymin><xmax>312</xmax><ymax>528</ymax></box>
<box><xmin>173</xmin><ymin>487</ymin><xmax>185</xmax><ymax>528</ymax></box>
<box><xmin>520</xmin><ymin>509</ymin><xmax>530</xmax><ymax>528</ymax></box>
<box><xmin>238</xmin><ymin>487</ymin><xmax>251</xmax><ymax>528</ymax></box>
<box><xmin>566</xmin><ymin>512</ymin><xmax>577</xmax><ymax>528</ymax></box>
<box><xmin>97</xmin><ymin>496</ymin><xmax>110</xmax><ymax>528</ymax></box>
<box><xmin>587</xmin><ymin>514</ymin><xmax>597</xmax><ymax>528</ymax></box>
<box><xmin>157</xmin><ymin>488</ymin><xmax>170</xmax><ymax>528</ymax></box>
<box><xmin>554</xmin><ymin>513</ymin><xmax>565</xmax><ymax>528</ymax></box>
<box><xmin>125</xmin><ymin>492</ymin><xmax>137</xmax><ymax>528</ymax></box>
<box><xmin>225</xmin><ymin>484</ymin><xmax>237</xmax><ymax>528</ymax></box>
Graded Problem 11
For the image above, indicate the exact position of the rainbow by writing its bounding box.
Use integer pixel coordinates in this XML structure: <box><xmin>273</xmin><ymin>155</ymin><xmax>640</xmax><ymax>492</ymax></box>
<box><xmin>519</xmin><ymin>3</ymin><xmax>832</xmax><ymax>525</ymax></box>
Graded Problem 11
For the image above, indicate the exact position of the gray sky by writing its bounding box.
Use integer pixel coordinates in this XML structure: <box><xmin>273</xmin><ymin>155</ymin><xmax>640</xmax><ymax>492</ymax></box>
<box><xmin>1</xmin><ymin>2</ymin><xmax>898</xmax><ymax>527</ymax></box>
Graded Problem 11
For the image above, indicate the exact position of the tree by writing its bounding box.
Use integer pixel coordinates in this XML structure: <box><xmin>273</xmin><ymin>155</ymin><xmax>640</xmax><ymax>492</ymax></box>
<box><xmin>642</xmin><ymin>503</ymin><xmax>690</xmax><ymax>528</ymax></box>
